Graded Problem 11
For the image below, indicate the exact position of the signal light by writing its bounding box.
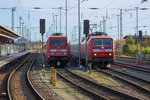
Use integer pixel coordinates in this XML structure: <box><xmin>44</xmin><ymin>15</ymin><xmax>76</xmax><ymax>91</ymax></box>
<box><xmin>139</xmin><ymin>30</ymin><xmax>142</xmax><ymax>40</ymax></box>
<box><xmin>40</xmin><ymin>19</ymin><xmax>45</xmax><ymax>35</ymax></box>
<box><xmin>84</xmin><ymin>20</ymin><xmax>89</xmax><ymax>35</ymax></box>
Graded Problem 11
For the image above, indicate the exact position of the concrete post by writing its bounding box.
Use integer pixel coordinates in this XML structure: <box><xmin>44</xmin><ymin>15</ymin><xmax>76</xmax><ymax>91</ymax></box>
<box><xmin>0</xmin><ymin>43</ymin><xmax>1</xmax><ymax>56</ymax></box>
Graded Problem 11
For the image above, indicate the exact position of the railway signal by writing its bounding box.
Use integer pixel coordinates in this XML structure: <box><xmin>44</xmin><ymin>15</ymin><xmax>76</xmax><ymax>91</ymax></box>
<box><xmin>139</xmin><ymin>30</ymin><xmax>143</xmax><ymax>65</ymax></box>
<box><xmin>139</xmin><ymin>30</ymin><xmax>142</xmax><ymax>41</ymax></box>
<box><xmin>84</xmin><ymin>20</ymin><xmax>89</xmax><ymax>35</ymax></box>
<box><xmin>40</xmin><ymin>19</ymin><xmax>46</xmax><ymax>70</ymax></box>
<box><xmin>40</xmin><ymin>19</ymin><xmax>45</xmax><ymax>35</ymax></box>
<box><xmin>84</xmin><ymin>20</ymin><xmax>90</xmax><ymax>72</ymax></box>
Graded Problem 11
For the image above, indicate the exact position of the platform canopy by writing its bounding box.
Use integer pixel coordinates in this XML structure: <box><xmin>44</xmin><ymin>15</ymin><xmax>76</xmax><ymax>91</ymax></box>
<box><xmin>0</xmin><ymin>24</ymin><xmax>19</xmax><ymax>43</ymax></box>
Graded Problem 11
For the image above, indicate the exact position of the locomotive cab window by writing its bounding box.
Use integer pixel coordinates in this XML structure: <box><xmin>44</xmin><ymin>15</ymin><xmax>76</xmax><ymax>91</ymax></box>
<box><xmin>93</xmin><ymin>39</ymin><xmax>112</xmax><ymax>47</ymax></box>
<box><xmin>50</xmin><ymin>40</ymin><xmax>67</xmax><ymax>46</ymax></box>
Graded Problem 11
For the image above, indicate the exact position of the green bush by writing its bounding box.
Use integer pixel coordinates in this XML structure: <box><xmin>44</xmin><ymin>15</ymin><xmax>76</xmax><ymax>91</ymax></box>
<box><xmin>122</xmin><ymin>44</ymin><xmax>139</xmax><ymax>56</ymax></box>
<box><xmin>143</xmin><ymin>47</ymin><xmax>150</xmax><ymax>54</ymax></box>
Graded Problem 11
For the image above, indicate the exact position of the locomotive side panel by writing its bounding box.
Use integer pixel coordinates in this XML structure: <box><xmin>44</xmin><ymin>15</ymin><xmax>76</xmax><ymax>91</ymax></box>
<box><xmin>47</xmin><ymin>38</ymin><xmax>50</xmax><ymax>62</ymax></box>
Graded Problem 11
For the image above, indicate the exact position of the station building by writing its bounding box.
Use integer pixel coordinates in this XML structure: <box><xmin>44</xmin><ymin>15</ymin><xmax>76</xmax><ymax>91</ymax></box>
<box><xmin>0</xmin><ymin>25</ymin><xmax>19</xmax><ymax>56</ymax></box>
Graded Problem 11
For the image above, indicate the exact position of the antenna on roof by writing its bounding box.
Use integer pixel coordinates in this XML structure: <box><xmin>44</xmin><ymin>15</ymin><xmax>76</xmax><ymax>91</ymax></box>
<box><xmin>51</xmin><ymin>33</ymin><xmax>63</xmax><ymax>36</ymax></box>
<box><xmin>88</xmin><ymin>31</ymin><xmax>107</xmax><ymax>36</ymax></box>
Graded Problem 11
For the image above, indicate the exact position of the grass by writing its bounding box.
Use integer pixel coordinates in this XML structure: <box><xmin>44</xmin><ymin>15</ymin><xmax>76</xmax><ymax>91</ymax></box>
<box><xmin>56</xmin><ymin>80</ymin><xmax>84</xmax><ymax>100</ymax></box>
<box><xmin>75</xmin><ymin>93</ymin><xmax>84</xmax><ymax>100</ymax></box>
<box><xmin>75</xmin><ymin>70</ymin><xmax>120</xmax><ymax>86</ymax></box>
<box><xmin>98</xmin><ymin>73</ymin><xmax>119</xmax><ymax>85</ymax></box>
<box><xmin>66</xmin><ymin>88</ymin><xmax>74</xmax><ymax>94</ymax></box>
<box><xmin>65</xmin><ymin>85</ymin><xmax>84</xmax><ymax>100</ymax></box>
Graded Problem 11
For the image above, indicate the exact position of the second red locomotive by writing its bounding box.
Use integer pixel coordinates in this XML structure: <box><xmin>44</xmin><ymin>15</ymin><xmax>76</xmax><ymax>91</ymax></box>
<box><xmin>70</xmin><ymin>32</ymin><xmax>115</xmax><ymax>68</ymax></box>
<box><xmin>46</xmin><ymin>33</ymin><xmax>70</xmax><ymax>66</ymax></box>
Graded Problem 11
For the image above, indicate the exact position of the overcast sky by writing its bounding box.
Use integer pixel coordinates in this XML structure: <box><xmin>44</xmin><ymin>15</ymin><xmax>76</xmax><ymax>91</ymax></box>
<box><xmin>0</xmin><ymin>0</ymin><xmax>150</xmax><ymax>41</ymax></box>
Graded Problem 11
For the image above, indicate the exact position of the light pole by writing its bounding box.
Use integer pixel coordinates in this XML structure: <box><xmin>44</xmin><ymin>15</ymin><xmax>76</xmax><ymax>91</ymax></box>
<box><xmin>103</xmin><ymin>16</ymin><xmax>106</xmax><ymax>33</ymax></box>
<box><xmin>135</xmin><ymin>7</ymin><xmax>148</xmax><ymax>64</ymax></box>
<box><xmin>100</xmin><ymin>21</ymin><xmax>102</xmax><ymax>32</ymax></box>
<box><xmin>21</xmin><ymin>22</ymin><xmax>24</xmax><ymax>38</ymax></box>
<box><xmin>53</xmin><ymin>13</ymin><xmax>55</xmax><ymax>33</ymax></box>
<box><xmin>136</xmin><ymin>7</ymin><xmax>139</xmax><ymax>65</ymax></box>
<box><xmin>55</xmin><ymin>15</ymin><xmax>58</xmax><ymax>33</ymax></box>
<box><xmin>19</xmin><ymin>17</ymin><xmax>22</xmax><ymax>36</ymax></box>
<box><xmin>78</xmin><ymin>0</ymin><xmax>81</xmax><ymax>68</ymax></box>
<box><xmin>66</xmin><ymin>0</ymin><xmax>67</xmax><ymax>36</ymax></box>
<box><xmin>120</xmin><ymin>9</ymin><xmax>123</xmax><ymax>40</ymax></box>
<box><xmin>11</xmin><ymin>7</ymin><xmax>16</xmax><ymax>31</ymax></box>
<box><xmin>59</xmin><ymin>7</ymin><xmax>62</xmax><ymax>33</ymax></box>
<box><xmin>117</xmin><ymin>14</ymin><xmax>120</xmax><ymax>55</ymax></box>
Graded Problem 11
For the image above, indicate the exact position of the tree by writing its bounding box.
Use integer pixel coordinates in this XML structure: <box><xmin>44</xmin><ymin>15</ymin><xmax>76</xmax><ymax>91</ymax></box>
<box><xmin>128</xmin><ymin>36</ymin><xmax>135</xmax><ymax>44</ymax></box>
<box><xmin>122</xmin><ymin>44</ymin><xmax>130</xmax><ymax>54</ymax></box>
<box><xmin>143</xmin><ymin>47</ymin><xmax>150</xmax><ymax>55</ymax></box>
<box><xmin>128</xmin><ymin>44</ymin><xmax>137</xmax><ymax>54</ymax></box>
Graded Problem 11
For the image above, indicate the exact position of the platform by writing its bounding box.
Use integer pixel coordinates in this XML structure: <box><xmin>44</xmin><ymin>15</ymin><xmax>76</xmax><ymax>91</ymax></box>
<box><xmin>0</xmin><ymin>51</ymin><xmax>30</xmax><ymax>68</ymax></box>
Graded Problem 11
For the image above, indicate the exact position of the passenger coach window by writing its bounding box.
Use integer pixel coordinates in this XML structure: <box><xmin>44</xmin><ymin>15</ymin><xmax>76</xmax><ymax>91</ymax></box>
<box><xmin>50</xmin><ymin>40</ymin><xmax>67</xmax><ymax>46</ymax></box>
<box><xmin>93</xmin><ymin>39</ymin><xmax>112</xmax><ymax>47</ymax></box>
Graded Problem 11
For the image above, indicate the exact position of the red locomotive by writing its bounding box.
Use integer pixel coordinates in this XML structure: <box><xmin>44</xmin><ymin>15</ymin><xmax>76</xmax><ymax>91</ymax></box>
<box><xmin>70</xmin><ymin>32</ymin><xmax>115</xmax><ymax>68</ymax></box>
<box><xmin>46</xmin><ymin>33</ymin><xmax>70</xmax><ymax>66</ymax></box>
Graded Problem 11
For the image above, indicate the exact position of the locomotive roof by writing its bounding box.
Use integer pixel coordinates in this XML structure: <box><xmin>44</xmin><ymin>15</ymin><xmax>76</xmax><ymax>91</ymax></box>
<box><xmin>48</xmin><ymin>36</ymin><xmax>68</xmax><ymax>41</ymax></box>
<box><xmin>89</xmin><ymin>35</ymin><xmax>112</xmax><ymax>39</ymax></box>
<box><xmin>49</xmin><ymin>36</ymin><xmax>67</xmax><ymax>38</ymax></box>
<box><xmin>51</xmin><ymin>33</ymin><xmax>63</xmax><ymax>36</ymax></box>
<box><xmin>70</xmin><ymin>35</ymin><xmax>113</xmax><ymax>44</ymax></box>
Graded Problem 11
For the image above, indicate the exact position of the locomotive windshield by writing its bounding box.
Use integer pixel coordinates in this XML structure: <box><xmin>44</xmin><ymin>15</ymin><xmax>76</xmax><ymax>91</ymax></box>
<box><xmin>93</xmin><ymin>39</ymin><xmax>112</xmax><ymax>47</ymax></box>
<box><xmin>50</xmin><ymin>40</ymin><xmax>67</xmax><ymax>46</ymax></box>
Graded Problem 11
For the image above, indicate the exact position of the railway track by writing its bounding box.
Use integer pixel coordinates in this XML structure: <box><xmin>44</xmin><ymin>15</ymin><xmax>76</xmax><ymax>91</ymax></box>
<box><xmin>114</xmin><ymin>62</ymin><xmax>150</xmax><ymax>73</ymax></box>
<box><xmin>29</xmin><ymin>53</ymin><xmax>62</xmax><ymax>100</ymax></box>
<box><xmin>0</xmin><ymin>53</ymin><xmax>29</xmax><ymax>100</ymax></box>
<box><xmin>57</xmin><ymin>68</ymin><xmax>141</xmax><ymax>100</ymax></box>
<box><xmin>7</xmin><ymin>54</ymin><xmax>44</xmax><ymax>100</ymax></box>
<box><xmin>116</xmin><ymin>56</ymin><xmax>150</xmax><ymax>65</ymax></box>
<box><xmin>94</xmin><ymin>67</ymin><xmax>150</xmax><ymax>99</ymax></box>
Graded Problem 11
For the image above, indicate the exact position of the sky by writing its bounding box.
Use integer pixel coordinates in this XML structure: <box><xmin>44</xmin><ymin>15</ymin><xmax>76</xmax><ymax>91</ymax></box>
<box><xmin>0</xmin><ymin>0</ymin><xmax>150</xmax><ymax>42</ymax></box>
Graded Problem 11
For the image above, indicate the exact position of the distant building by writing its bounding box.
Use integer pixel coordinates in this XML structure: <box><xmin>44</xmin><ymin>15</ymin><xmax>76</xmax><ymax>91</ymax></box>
<box><xmin>123</xmin><ymin>34</ymin><xmax>150</xmax><ymax>47</ymax></box>
<box><xmin>17</xmin><ymin>37</ymin><xmax>28</xmax><ymax>51</ymax></box>
<box><xmin>31</xmin><ymin>41</ymin><xmax>43</xmax><ymax>50</ymax></box>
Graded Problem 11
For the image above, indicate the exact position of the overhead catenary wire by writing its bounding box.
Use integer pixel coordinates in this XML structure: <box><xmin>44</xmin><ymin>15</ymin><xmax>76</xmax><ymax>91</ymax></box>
<box><xmin>15</xmin><ymin>0</ymin><xmax>23</xmax><ymax>8</ymax></box>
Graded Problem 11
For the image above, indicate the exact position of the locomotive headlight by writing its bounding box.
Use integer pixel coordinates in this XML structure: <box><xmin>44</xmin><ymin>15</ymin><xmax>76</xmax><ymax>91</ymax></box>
<box><xmin>109</xmin><ymin>53</ymin><xmax>112</xmax><ymax>56</ymax></box>
<box><xmin>94</xmin><ymin>53</ymin><xmax>97</xmax><ymax>56</ymax></box>
<box><xmin>64</xmin><ymin>53</ymin><xmax>67</xmax><ymax>55</ymax></box>
<box><xmin>50</xmin><ymin>53</ymin><xmax>54</xmax><ymax>55</ymax></box>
